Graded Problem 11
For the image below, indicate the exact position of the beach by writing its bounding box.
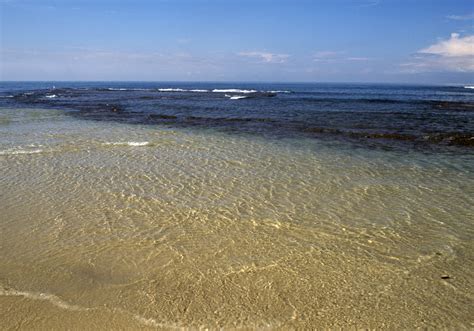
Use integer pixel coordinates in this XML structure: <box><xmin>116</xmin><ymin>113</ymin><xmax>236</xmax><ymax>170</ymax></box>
<box><xmin>0</xmin><ymin>83</ymin><xmax>473</xmax><ymax>329</ymax></box>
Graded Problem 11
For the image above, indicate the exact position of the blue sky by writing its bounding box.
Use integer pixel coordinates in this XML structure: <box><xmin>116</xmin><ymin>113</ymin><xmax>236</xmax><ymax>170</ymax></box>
<box><xmin>1</xmin><ymin>0</ymin><xmax>473</xmax><ymax>83</ymax></box>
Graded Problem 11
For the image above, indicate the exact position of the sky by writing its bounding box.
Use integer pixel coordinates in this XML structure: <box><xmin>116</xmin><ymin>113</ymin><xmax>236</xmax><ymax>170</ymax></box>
<box><xmin>0</xmin><ymin>0</ymin><xmax>473</xmax><ymax>83</ymax></box>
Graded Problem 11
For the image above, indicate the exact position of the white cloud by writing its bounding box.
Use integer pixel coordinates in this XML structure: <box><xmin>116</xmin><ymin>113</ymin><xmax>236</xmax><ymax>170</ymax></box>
<box><xmin>346</xmin><ymin>57</ymin><xmax>371</xmax><ymax>61</ymax></box>
<box><xmin>313</xmin><ymin>51</ymin><xmax>344</xmax><ymax>61</ymax></box>
<box><xmin>314</xmin><ymin>51</ymin><xmax>343</xmax><ymax>58</ymax></box>
<box><xmin>447</xmin><ymin>13</ymin><xmax>474</xmax><ymax>21</ymax></box>
<box><xmin>238</xmin><ymin>51</ymin><xmax>289</xmax><ymax>63</ymax></box>
<box><xmin>0</xmin><ymin>48</ymin><xmax>223</xmax><ymax>80</ymax></box>
<box><xmin>400</xmin><ymin>56</ymin><xmax>474</xmax><ymax>73</ymax></box>
<box><xmin>313</xmin><ymin>51</ymin><xmax>371</xmax><ymax>63</ymax></box>
<box><xmin>401</xmin><ymin>33</ymin><xmax>474</xmax><ymax>73</ymax></box>
<box><xmin>419</xmin><ymin>33</ymin><xmax>474</xmax><ymax>57</ymax></box>
<box><xmin>357</xmin><ymin>0</ymin><xmax>381</xmax><ymax>7</ymax></box>
<box><xmin>177</xmin><ymin>38</ymin><xmax>191</xmax><ymax>44</ymax></box>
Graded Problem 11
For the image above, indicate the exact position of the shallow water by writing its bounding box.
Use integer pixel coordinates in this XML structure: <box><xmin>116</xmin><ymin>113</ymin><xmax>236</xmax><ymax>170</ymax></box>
<box><xmin>0</xmin><ymin>84</ymin><xmax>473</xmax><ymax>328</ymax></box>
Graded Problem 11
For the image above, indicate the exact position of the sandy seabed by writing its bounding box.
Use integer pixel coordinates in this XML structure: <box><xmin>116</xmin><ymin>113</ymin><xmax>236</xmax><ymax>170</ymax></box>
<box><xmin>0</xmin><ymin>107</ymin><xmax>473</xmax><ymax>329</ymax></box>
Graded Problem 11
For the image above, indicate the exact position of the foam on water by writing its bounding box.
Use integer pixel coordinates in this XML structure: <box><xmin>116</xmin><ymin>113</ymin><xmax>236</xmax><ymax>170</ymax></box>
<box><xmin>0</xmin><ymin>148</ymin><xmax>44</xmax><ymax>155</ymax></box>
<box><xmin>0</xmin><ymin>285</ymin><xmax>192</xmax><ymax>329</ymax></box>
<box><xmin>158</xmin><ymin>88</ymin><xmax>187</xmax><ymax>92</ymax></box>
<box><xmin>0</xmin><ymin>286</ymin><xmax>88</xmax><ymax>312</ymax></box>
<box><xmin>45</xmin><ymin>94</ymin><xmax>57</xmax><ymax>98</ymax></box>
<box><xmin>152</xmin><ymin>88</ymin><xmax>285</xmax><ymax>94</ymax></box>
<box><xmin>104</xmin><ymin>141</ymin><xmax>150</xmax><ymax>147</ymax></box>
<box><xmin>212</xmin><ymin>89</ymin><xmax>258</xmax><ymax>93</ymax></box>
<box><xmin>226</xmin><ymin>94</ymin><xmax>249</xmax><ymax>100</ymax></box>
<box><xmin>107</xmin><ymin>88</ymin><xmax>149</xmax><ymax>91</ymax></box>
<box><xmin>99</xmin><ymin>87</ymin><xmax>288</xmax><ymax>94</ymax></box>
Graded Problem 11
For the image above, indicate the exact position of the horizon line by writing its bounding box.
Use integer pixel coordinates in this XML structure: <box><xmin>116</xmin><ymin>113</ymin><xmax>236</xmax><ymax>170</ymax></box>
<box><xmin>1</xmin><ymin>80</ymin><xmax>471</xmax><ymax>86</ymax></box>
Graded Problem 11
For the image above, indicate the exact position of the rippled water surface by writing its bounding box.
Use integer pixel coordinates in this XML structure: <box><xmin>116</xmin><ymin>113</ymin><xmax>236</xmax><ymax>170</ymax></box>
<box><xmin>0</xmin><ymin>82</ymin><xmax>473</xmax><ymax>329</ymax></box>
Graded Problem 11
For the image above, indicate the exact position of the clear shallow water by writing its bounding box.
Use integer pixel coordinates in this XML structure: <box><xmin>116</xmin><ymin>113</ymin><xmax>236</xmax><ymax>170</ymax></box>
<box><xmin>0</xmin><ymin>82</ymin><xmax>473</xmax><ymax>329</ymax></box>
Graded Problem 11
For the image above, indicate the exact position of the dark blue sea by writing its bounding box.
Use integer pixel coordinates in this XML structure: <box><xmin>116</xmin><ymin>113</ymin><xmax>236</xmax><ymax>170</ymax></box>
<box><xmin>1</xmin><ymin>82</ymin><xmax>473</xmax><ymax>152</ymax></box>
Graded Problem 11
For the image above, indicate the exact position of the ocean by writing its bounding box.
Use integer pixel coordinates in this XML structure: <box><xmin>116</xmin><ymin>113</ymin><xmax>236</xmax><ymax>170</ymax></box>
<box><xmin>0</xmin><ymin>82</ymin><xmax>473</xmax><ymax>329</ymax></box>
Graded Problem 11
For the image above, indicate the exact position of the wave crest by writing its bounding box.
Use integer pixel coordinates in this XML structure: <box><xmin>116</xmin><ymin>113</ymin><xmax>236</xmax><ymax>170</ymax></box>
<box><xmin>225</xmin><ymin>94</ymin><xmax>248</xmax><ymax>100</ymax></box>
<box><xmin>0</xmin><ymin>148</ymin><xmax>44</xmax><ymax>156</ymax></box>
<box><xmin>212</xmin><ymin>89</ymin><xmax>257</xmax><ymax>93</ymax></box>
<box><xmin>103</xmin><ymin>141</ymin><xmax>150</xmax><ymax>147</ymax></box>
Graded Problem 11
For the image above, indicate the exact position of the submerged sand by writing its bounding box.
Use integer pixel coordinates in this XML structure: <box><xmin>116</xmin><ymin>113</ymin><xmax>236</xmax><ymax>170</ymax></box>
<box><xmin>0</xmin><ymin>107</ymin><xmax>473</xmax><ymax>329</ymax></box>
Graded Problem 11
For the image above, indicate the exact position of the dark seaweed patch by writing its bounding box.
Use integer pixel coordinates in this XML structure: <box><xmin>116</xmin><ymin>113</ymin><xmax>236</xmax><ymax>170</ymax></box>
<box><xmin>3</xmin><ymin>86</ymin><xmax>473</xmax><ymax>151</ymax></box>
<box><xmin>429</xmin><ymin>101</ymin><xmax>474</xmax><ymax>112</ymax></box>
<box><xmin>149</xmin><ymin>114</ymin><xmax>178</xmax><ymax>120</ymax></box>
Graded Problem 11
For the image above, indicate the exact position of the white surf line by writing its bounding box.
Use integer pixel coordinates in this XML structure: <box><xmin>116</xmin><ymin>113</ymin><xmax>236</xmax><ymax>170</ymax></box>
<box><xmin>0</xmin><ymin>285</ymin><xmax>190</xmax><ymax>329</ymax></box>
<box><xmin>0</xmin><ymin>286</ymin><xmax>166</xmax><ymax>328</ymax></box>
<box><xmin>158</xmin><ymin>88</ymin><xmax>186</xmax><ymax>92</ymax></box>
<box><xmin>0</xmin><ymin>286</ymin><xmax>90</xmax><ymax>312</ymax></box>
<box><xmin>224</xmin><ymin>94</ymin><xmax>248</xmax><ymax>100</ymax></box>
<box><xmin>103</xmin><ymin>141</ymin><xmax>150</xmax><ymax>147</ymax></box>
<box><xmin>0</xmin><ymin>149</ymin><xmax>44</xmax><ymax>156</ymax></box>
<box><xmin>1</xmin><ymin>286</ymin><xmax>283</xmax><ymax>329</ymax></box>
<box><xmin>213</xmin><ymin>89</ymin><xmax>257</xmax><ymax>93</ymax></box>
<box><xmin>125</xmin><ymin>141</ymin><xmax>150</xmax><ymax>146</ymax></box>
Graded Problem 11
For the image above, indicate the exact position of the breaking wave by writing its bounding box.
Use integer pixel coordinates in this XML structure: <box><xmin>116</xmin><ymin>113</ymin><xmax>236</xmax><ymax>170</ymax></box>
<box><xmin>225</xmin><ymin>94</ymin><xmax>248</xmax><ymax>100</ymax></box>
<box><xmin>97</xmin><ymin>87</ymin><xmax>290</xmax><ymax>94</ymax></box>
<box><xmin>0</xmin><ymin>148</ymin><xmax>44</xmax><ymax>156</ymax></box>
<box><xmin>212</xmin><ymin>89</ymin><xmax>257</xmax><ymax>93</ymax></box>
<box><xmin>107</xmin><ymin>88</ymin><xmax>149</xmax><ymax>91</ymax></box>
<box><xmin>104</xmin><ymin>141</ymin><xmax>150</xmax><ymax>147</ymax></box>
<box><xmin>158</xmin><ymin>88</ymin><xmax>187</xmax><ymax>92</ymax></box>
